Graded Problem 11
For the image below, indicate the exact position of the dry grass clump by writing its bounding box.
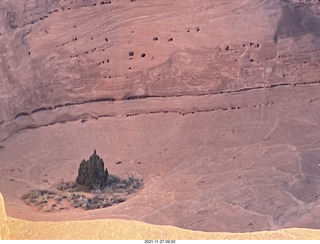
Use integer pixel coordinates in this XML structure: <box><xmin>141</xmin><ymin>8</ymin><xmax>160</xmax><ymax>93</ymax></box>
<box><xmin>21</xmin><ymin>175</ymin><xmax>142</xmax><ymax>212</ymax></box>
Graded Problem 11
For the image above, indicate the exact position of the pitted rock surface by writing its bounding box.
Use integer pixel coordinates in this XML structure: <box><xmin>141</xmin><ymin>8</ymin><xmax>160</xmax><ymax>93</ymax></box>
<box><xmin>1</xmin><ymin>0</ymin><xmax>320</xmax><ymax>233</ymax></box>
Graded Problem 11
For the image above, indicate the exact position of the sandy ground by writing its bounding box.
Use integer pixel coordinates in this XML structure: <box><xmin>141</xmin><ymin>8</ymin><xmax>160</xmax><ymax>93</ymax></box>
<box><xmin>2</xmin><ymin>93</ymin><xmax>320</xmax><ymax>233</ymax></box>
<box><xmin>1</xmin><ymin>193</ymin><xmax>320</xmax><ymax>240</ymax></box>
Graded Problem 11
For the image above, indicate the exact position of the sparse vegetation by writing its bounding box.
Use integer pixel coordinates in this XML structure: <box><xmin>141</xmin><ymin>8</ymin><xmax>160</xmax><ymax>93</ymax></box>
<box><xmin>21</xmin><ymin>150</ymin><xmax>143</xmax><ymax>212</ymax></box>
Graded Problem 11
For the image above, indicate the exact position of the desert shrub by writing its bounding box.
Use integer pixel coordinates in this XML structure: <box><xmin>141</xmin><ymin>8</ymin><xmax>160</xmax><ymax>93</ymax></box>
<box><xmin>76</xmin><ymin>150</ymin><xmax>109</xmax><ymax>190</ymax></box>
<box><xmin>21</xmin><ymin>189</ymin><xmax>56</xmax><ymax>200</ymax></box>
<box><xmin>21</xmin><ymin>151</ymin><xmax>143</xmax><ymax>211</ymax></box>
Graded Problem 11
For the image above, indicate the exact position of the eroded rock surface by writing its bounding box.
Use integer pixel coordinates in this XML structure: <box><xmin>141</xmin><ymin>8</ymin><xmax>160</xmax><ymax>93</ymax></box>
<box><xmin>1</xmin><ymin>0</ymin><xmax>320</xmax><ymax>233</ymax></box>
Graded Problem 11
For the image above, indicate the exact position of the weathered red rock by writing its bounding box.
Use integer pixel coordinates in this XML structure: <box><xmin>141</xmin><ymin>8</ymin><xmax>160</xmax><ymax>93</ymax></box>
<box><xmin>1</xmin><ymin>0</ymin><xmax>320</xmax><ymax>234</ymax></box>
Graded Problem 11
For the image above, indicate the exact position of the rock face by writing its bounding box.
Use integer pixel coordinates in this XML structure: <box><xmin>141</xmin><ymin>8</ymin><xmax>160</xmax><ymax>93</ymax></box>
<box><xmin>0</xmin><ymin>0</ymin><xmax>320</xmax><ymax>143</ymax></box>
<box><xmin>76</xmin><ymin>150</ymin><xmax>108</xmax><ymax>190</ymax></box>
<box><xmin>0</xmin><ymin>193</ymin><xmax>10</xmax><ymax>240</ymax></box>
<box><xmin>1</xmin><ymin>0</ymin><xmax>320</xmax><ymax>234</ymax></box>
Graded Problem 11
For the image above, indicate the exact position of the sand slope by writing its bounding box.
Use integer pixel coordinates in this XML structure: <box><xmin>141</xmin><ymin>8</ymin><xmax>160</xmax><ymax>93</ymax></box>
<box><xmin>1</xmin><ymin>193</ymin><xmax>319</xmax><ymax>240</ymax></box>
<box><xmin>0</xmin><ymin>194</ymin><xmax>10</xmax><ymax>240</ymax></box>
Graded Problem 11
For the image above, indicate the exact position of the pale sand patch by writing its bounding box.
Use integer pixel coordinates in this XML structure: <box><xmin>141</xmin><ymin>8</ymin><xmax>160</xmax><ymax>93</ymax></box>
<box><xmin>0</xmin><ymin>193</ymin><xmax>10</xmax><ymax>240</ymax></box>
<box><xmin>1</xmin><ymin>193</ymin><xmax>320</xmax><ymax>240</ymax></box>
